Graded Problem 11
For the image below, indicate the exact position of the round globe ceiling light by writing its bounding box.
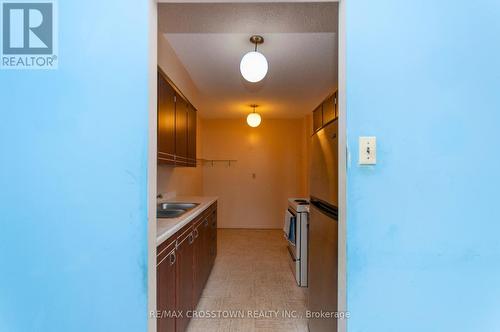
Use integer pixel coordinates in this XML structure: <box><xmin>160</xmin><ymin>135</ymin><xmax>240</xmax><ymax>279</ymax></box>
<box><xmin>240</xmin><ymin>51</ymin><xmax>268</xmax><ymax>83</ymax></box>
<box><xmin>246</xmin><ymin>104</ymin><xmax>262</xmax><ymax>128</ymax></box>
<box><xmin>247</xmin><ymin>112</ymin><xmax>262</xmax><ymax>128</ymax></box>
<box><xmin>240</xmin><ymin>35</ymin><xmax>268</xmax><ymax>83</ymax></box>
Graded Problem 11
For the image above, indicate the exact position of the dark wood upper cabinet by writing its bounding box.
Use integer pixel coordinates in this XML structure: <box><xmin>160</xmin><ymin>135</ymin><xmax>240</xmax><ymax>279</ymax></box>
<box><xmin>174</xmin><ymin>96</ymin><xmax>188</xmax><ymax>167</ymax></box>
<box><xmin>157</xmin><ymin>68</ymin><xmax>197</xmax><ymax>168</ymax></box>
<box><xmin>323</xmin><ymin>94</ymin><xmax>336</xmax><ymax>125</ymax></box>
<box><xmin>187</xmin><ymin>104</ymin><xmax>197</xmax><ymax>167</ymax></box>
<box><xmin>313</xmin><ymin>104</ymin><xmax>323</xmax><ymax>133</ymax></box>
<box><xmin>158</xmin><ymin>72</ymin><xmax>176</xmax><ymax>165</ymax></box>
<box><xmin>312</xmin><ymin>90</ymin><xmax>339</xmax><ymax>134</ymax></box>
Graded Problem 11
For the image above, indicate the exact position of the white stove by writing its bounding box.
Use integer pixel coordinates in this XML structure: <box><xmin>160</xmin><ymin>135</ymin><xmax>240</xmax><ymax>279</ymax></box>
<box><xmin>288</xmin><ymin>198</ymin><xmax>310</xmax><ymax>213</ymax></box>
<box><xmin>284</xmin><ymin>198</ymin><xmax>309</xmax><ymax>287</ymax></box>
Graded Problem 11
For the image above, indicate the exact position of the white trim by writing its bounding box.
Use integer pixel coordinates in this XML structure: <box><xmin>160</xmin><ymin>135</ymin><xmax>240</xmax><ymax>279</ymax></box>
<box><xmin>337</xmin><ymin>1</ymin><xmax>347</xmax><ymax>331</ymax></box>
<box><xmin>147</xmin><ymin>0</ymin><xmax>158</xmax><ymax>332</ymax></box>
<box><xmin>158</xmin><ymin>0</ymin><xmax>334</xmax><ymax>2</ymax></box>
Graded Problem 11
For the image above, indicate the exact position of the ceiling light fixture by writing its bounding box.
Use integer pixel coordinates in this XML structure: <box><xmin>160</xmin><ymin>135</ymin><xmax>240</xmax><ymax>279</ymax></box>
<box><xmin>246</xmin><ymin>104</ymin><xmax>262</xmax><ymax>128</ymax></box>
<box><xmin>240</xmin><ymin>35</ymin><xmax>268</xmax><ymax>83</ymax></box>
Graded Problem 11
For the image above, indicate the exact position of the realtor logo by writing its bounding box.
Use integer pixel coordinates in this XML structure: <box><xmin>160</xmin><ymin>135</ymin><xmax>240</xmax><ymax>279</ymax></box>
<box><xmin>1</xmin><ymin>0</ymin><xmax>58</xmax><ymax>69</ymax></box>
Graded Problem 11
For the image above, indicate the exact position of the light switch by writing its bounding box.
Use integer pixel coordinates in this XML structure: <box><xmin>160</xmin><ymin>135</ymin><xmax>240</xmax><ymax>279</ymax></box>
<box><xmin>359</xmin><ymin>136</ymin><xmax>377</xmax><ymax>165</ymax></box>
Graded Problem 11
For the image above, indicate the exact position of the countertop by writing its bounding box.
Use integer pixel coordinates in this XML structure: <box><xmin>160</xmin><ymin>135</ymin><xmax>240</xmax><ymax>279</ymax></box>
<box><xmin>157</xmin><ymin>196</ymin><xmax>218</xmax><ymax>246</ymax></box>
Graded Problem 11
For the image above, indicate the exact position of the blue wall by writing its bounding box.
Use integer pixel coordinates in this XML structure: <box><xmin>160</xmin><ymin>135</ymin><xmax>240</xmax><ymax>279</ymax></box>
<box><xmin>346</xmin><ymin>1</ymin><xmax>500</xmax><ymax>331</ymax></box>
<box><xmin>0</xmin><ymin>1</ymin><xmax>150</xmax><ymax>331</ymax></box>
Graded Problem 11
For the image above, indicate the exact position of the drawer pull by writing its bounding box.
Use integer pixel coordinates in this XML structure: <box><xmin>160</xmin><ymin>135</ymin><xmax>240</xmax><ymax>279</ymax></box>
<box><xmin>169</xmin><ymin>251</ymin><xmax>176</xmax><ymax>266</ymax></box>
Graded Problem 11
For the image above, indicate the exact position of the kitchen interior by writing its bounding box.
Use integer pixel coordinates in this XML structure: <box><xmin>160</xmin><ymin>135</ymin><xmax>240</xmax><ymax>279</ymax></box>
<box><xmin>155</xmin><ymin>3</ymin><xmax>339</xmax><ymax>332</ymax></box>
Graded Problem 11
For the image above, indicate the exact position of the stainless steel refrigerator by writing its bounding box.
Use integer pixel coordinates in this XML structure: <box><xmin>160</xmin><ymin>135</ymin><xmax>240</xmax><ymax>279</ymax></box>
<box><xmin>309</xmin><ymin>119</ymin><xmax>339</xmax><ymax>332</ymax></box>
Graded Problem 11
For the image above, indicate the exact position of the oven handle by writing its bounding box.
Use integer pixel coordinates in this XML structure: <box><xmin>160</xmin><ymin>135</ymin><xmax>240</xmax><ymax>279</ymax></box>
<box><xmin>287</xmin><ymin>245</ymin><xmax>297</xmax><ymax>262</ymax></box>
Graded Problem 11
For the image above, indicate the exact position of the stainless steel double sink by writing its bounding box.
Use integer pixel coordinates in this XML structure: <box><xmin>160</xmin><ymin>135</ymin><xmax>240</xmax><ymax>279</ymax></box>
<box><xmin>157</xmin><ymin>202</ymin><xmax>199</xmax><ymax>219</ymax></box>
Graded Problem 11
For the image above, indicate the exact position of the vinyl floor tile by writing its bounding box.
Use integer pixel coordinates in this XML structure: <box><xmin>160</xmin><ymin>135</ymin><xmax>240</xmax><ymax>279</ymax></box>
<box><xmin>187</xmin><ymin>229</ymin><xmax>308</xmax><ymax>332</ymax></box>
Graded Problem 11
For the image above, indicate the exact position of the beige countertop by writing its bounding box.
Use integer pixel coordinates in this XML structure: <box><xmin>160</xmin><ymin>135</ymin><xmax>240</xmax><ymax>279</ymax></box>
<box><xmin>157</xmin><ymin>196</ymin><xmax>217</xmax><ymax>246</ymax></box>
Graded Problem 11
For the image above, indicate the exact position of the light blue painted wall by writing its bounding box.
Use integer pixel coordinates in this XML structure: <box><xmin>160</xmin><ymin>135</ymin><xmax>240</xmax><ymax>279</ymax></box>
<box><xmin>347</xmin><ymin>1</ymin><xmax>500</xmax><ymax>331</ymax></box>
<box><xmin>0</xmin><ymin>1</ymin><xmax>150</xmax><ymax>331</ymax></box>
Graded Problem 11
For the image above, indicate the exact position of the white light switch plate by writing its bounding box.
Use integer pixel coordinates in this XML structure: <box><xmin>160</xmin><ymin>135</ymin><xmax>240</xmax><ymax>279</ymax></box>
<box><xmin>359</xmin><ymin>136</ymin><xmax>377</xmax><ymax>165</ymax></box>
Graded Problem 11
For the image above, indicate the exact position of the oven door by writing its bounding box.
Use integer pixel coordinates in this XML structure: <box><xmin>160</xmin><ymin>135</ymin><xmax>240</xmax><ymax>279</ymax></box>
<box><xmin>287</xmin><ymin>241</ymin><xmax>298</xmax><ymax>281</ymax></box>
<box><xmin>285</xmin><ymin>208</ymin><xmax>297</xmax><ymax>246</ymax></box>
<box><xmin>286</xmin><ymin>209</ymin><xmax>300</xmax><ymax>284</ymax></box>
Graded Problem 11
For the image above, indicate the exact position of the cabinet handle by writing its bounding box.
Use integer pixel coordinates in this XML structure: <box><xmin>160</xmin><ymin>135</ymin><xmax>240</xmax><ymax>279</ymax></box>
<box><xmin>193</xmin><ymin>228</ymin><xmax>199</xmax><ymax>238</ymax></box>
<box><xmin>169</xmin><ymin>251</ymin><xmax>176</xmax><ymax>266</ymax></box>
<box><xmin>188</xmin><ymin>233</ymin><xmax>194</xmax><ymax>245</ymax></box>
<box><xmin>204</xmin><ymin>219</ymin><xmax>209</xmax><ymax>227</ymax></box>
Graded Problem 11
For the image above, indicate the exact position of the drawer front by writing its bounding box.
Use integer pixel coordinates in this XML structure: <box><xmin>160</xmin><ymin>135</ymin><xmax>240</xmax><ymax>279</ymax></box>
<box><xmin>157</xmin><ymin>237</ymin><xmax>176</xmax><ymax>264</ymax></box>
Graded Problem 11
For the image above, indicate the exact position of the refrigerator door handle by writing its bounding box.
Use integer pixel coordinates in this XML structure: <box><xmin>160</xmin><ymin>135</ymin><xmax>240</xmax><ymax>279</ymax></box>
<box><xmin>310</xmin><ymin>196</ymin><xmax>338</xmax><ymax>220</ymax></box>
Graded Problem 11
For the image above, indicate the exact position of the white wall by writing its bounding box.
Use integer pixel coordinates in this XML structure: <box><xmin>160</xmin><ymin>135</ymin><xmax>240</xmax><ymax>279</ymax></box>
<box><xmin>346</xmin><ymin>1</ymin><xmax>500</xmax><ymax>331</ymax></box>
<box><xmin>157</xmin><ymin>33</ymin><xmax>202</xmax><ymax>109</ymax></box>
<box><xmin>201</xmin><ymin>118</ymin><xmax>309</xmax><ymax>229</ymax></box>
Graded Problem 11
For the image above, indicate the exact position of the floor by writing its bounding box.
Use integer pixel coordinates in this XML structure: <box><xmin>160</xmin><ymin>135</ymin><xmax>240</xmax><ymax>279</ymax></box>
<box><xmin>187</xmin><ymin>229</ymin><xmax>308</xmax><ymax>332</ymax></box>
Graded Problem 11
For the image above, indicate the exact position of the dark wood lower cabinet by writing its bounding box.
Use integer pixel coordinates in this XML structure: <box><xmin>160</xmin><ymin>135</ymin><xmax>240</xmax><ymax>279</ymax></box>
<box><xmin>157</xmin><ymin>248</ymin><xmax>176</xmax><ymax>332</ymax></box>
<box><xmin>209</xmin><ymin>209</ymin><xmax>217</xmax><ymax>266</ymax></box>
<box><xmin>194</xmin><ymin>215</ymin><xmax>211</xmax><ymax>301</ymax></box>
<box><xmin>157</xmin><ymin>238</ymin><xmax>177</xmax><ymax>332</ymax></box>
<box><xmin>156</xmin><ymin>202</ymin><xmax>217</xmax><ymax>332</ymax></box>
<box><xmin>175</xmin><ymin>229</ymin><xmax>194</xmax><ymax>332</ymax></box>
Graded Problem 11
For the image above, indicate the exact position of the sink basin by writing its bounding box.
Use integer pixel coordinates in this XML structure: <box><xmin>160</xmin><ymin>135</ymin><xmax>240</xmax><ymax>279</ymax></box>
<box><xmin>160</xmin><ymin>202</ymin><xmax>199</xmax><ymax>210</ymax></box>
<box><xmin>157</xmin><ymin>209</ymin><xmax>186</xmax><ymax>219</ymax></box>
<box><xmin>157</xmin><ymin>202</ymin><xmax>200</xmax><ymax>219</ymax></box>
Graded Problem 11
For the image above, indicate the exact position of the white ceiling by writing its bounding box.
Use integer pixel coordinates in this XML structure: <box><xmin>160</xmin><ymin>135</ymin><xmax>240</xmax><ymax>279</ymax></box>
<box><xmin>159</xmin><ymin>3</ymin><xmax>338</xmax><ymax>119</ymax></box>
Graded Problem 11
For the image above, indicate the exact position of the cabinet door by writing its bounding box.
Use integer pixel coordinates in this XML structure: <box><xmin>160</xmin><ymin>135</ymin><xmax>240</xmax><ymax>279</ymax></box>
<box><xmin>187</xmin><ymin>104</ymin><xmax>197</xmax><ymax>167</ymax></box>
<box><xmin>334</xmin><ymin>91</ymin><xmax>338</xmax><ymax>118</ymax></box>
<box><xmin>202</xmin><ymin>216</ymin><xmax>211</xmax><ymax>284</ymax></box>
<box><xmin>176</xmin><ymin>231</ymin><xmax>194</xmax><ymax>332</ymax></box>
<box><xmin>209</xmin><ymin>208</ymin><xmax>217</xmax><ymax>268</ymax></box>
<box><xmin>175</xmin><ymin>96</ymin><xmax>189</xmax><ymax>167</ymax></box>
<box><xmin>312</xmin><ymin>104</ymin><xmax>323</xmax><ymax>133</ymax></box>
<box><xmin>193</xmin><ymin>219</ymin><xmax>206</xmax><ymax>303</ymax></box>
<box><xmin>157</xmin><ymin>249</ymin><xmax>176</xmax><ymax>332</ymax></box>
<box><xmin>158</xmin><ymin>72</ymin><xmax>176</xmax><ymax>165</ymax></box>
<box><xmin>322</xmin><ymin>95</ymin><xmax>336</xmax><ymax>125</ymax></box>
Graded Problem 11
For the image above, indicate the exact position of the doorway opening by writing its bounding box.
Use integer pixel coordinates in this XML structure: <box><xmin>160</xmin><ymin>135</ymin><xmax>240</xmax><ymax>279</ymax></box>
<box><xmin>148</xmin><ymin>1</ymin><xmax>346</xmax><ymax>331</ymax></box>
